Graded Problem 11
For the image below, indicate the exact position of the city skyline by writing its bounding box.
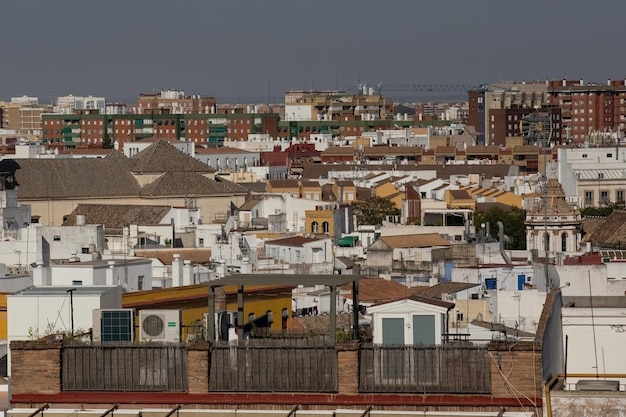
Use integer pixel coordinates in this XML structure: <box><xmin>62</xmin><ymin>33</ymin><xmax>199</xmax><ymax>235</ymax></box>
<box><xmin>2</xmin><ymin>0</ymin><xmax>626</xmax><ymax>104</ymax></box>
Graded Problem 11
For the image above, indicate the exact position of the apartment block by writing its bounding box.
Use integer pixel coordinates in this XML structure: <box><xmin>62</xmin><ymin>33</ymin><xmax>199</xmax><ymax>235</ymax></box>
<box><xmin>548</xmin><ymin>78</ymin><xmax>626</xmax><ymax>143</ymax></box>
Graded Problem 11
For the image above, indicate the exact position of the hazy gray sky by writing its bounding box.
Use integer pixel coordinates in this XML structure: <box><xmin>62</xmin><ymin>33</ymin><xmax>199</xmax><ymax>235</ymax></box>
<box><xmin>2</xmin><ymin>0</ymin><xmax>625</xmax><ymax>104</ymax></box>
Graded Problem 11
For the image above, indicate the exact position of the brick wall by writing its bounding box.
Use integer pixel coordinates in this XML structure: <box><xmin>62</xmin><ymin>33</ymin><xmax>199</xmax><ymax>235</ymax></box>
<box><xmin>489</xmin><ymin>340</ymin><xmax>542</xmax><ymax>400</ymax></box>
<box><xmin>10</xmin><ymin>340</ymin><xmax>62</xmax><ymax>395</ymax></box>
<box><xmin>187</xmin><ymin>343</ymin><xmax>209</xmax><ymax>393</ymax></box>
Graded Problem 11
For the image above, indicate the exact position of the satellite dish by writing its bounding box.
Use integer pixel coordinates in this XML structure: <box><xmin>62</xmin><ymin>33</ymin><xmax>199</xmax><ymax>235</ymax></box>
<box><xmin>547</xmin><ymin>264</ymin><xmax>560</xmax><ymax>290</ymax></box>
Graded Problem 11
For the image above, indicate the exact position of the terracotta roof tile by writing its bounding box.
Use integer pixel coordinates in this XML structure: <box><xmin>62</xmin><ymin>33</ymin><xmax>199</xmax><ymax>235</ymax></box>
<box><xmin>341</xmin><ymin>278</ymin><xmax>418</xmax><ymax>303</ymax></box>
<box><xmin>380</xmin><ymin>233</ymin><xmax>451</xmax><ymax>248</ymax></box>
<box><xmin>134</xmin><ymin>248</ymin><xmax>212</xmax><ymax>265</ymax></box>
<box><xmin>12</xmin><ymin>158</ymin><xmax>141</xmax><ymax>199</ymax></box>
<box><xmin>130</xmin><ymin>139</ymin><xmax>215</xmax><ymax>174</ymax></box>
<box><xmin>140</xmin><ymin>172</ymin><xmax>248</xmax><ymax>197</ymax></box>
<box><xmin>62</xmin><ymin>204</ymin><xmax>171</xmax><ymax>234</ymax></box>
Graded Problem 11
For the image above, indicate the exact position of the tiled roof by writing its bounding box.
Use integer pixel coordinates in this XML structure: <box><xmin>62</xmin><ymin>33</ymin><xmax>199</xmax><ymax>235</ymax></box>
<box><xmin>239</xmin><ymin>196</ymin><xmax>264</xmax><ymax>211</ymax></box>
<box><xmin>380</xmin><ymin>233</ymin><xmax>451</xmax><ymax>249</ymax></box>
<box><xmin>134</xmin><ymin>248</ymin><xmax>213</xmax><ymax>265</ymax></box>
<box><xmin>130</xmin><ymin>139</ymin><xmax>215</xmax><ymax>174</ymax></box>
<box><xmin>321</xmin><ymin>147</ymin><xmax>356</xmax><ymax>156</ymax></box>
<box><xmin>62</xmin><ymin>204</ymin><xmax>171</xmax><ymax>234</ymax></box>
<box><xmin>13</xmin><ymin>158</ymin><xmax>141</xmax><ymax>199</ymax></box>
<box><xmin>267</xmin><ymin>179</ymin><xmax>300</xmax><ymax>189</ymax></box>
<box><xmin>581</xmin><ymin>210</ymin><xmax>626</xmax><ymax>246</ymax></box>
<box><xmin>406</xmin><ymin>293</ymin><xmax>455</xmax><ymax>310</ymax></box>
<box><xmin>413</xmin><ymin>282</ymin><xmax>480</xmax><ymax>300</ymax></box>
<box><xmin>266</xmin><ymin>236</ymin><xmax>326</xmax><ymax>247</ymax></box>
<box><xmin>140</xmin><ymin>172</ymin><xmax>248</xmax><ymax>197</ymax></box>
<box><xmin>466</xmin><ymin>145</ymin><xmax>500</xmax><ymax>154</ymax></box>
<box><xmin>476</xmin><ymin>201</ymin><xmax>516</xmax><ymax>212</ymax></box>
<box><xmin>194</xmin><ymin>146</ymin><xmax>254</xmax><ymax>155</ymax></box>
<box><xmin>448</xmin><ymin>189</ymin><xmax>472</xmax><ymax>199</ymax></box>
<box><xmin>581</xmin><ymin>216</ymin><xmax>607</xmax><ymax>238</ymax></box>
<box><xmin>435</xmin><ymin>146</ymin><xmax>456</xmax><ymax>154</ymax></box>
<box><xmin>341</xmin><ymin>278</ymin><xmax>418</xmax><ymax>303</ymax></box>
<box><xmin>238</xmin><ymin>182</ymin><xmax>268</xmax><ymax>193</ymax></box>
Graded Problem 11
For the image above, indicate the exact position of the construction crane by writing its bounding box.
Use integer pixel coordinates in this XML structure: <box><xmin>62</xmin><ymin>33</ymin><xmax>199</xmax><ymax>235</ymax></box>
<box><xmin>378</xmin><ymin>84</ymin><xmax>482</xmax><ymax>93</ymax></box>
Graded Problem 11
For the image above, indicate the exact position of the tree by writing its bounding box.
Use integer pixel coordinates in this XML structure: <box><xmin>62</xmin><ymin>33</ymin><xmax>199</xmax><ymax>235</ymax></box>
<box><xmin>351</xmin><ymin>196</ymin><xmax>400</xmax><ymax>226</ymax></box>
<box><xmin>474</xmin><ymin>206</ymin><xmax>527</xmax><ymax>250</ymax></box>
<box><xmin>580</xmin><ymin>202</ymin><xmax>624</xmax><ymax>217</ymax></box>
<box><xmin>101</xmin><ymin>132</ymin><xmax>114</xmax><ymax>149</ymax></box>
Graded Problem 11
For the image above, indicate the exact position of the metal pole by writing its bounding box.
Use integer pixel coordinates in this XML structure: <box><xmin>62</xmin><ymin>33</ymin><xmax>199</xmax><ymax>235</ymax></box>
<box><xmin>66</xmin><ymin>288</ymin><xmax>75</xmax><ymax>338</ymax></box>
<box><xmin>27</xmin><ymin>404</ymin><xmax>49</xmax><ymax>417</ymax></box>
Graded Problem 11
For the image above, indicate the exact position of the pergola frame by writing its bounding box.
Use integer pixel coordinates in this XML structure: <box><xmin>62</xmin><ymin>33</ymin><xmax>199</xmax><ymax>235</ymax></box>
<box><xmin>207</xmin><ymin>274</ymin><xmax>362</xmax><ymax>343</ymax></box>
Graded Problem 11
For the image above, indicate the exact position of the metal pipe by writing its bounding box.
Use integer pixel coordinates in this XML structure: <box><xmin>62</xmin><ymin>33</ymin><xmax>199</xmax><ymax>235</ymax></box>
<box><xmin>164</xmin><ymin>405</ymin><xmax>182</xmax><ymax>417</ymax></box>
<box><xmin>27</xmin><ymin>404</ymin><xmax>49</xmax><ymax>417</ymax></box>
<box><xmin>359</xmin><ymin>406</ymin><xmax>372</xmax><ymax>417</ymax></box>
<box><xmin>99</xmin><ymin>404</ymin><xmax>118</xmax><ymax>417</ymax></box>
<box><xmin>286</xmin><ymin>405</ymin><xmax>299</xmax><ymax>417</ymax></box>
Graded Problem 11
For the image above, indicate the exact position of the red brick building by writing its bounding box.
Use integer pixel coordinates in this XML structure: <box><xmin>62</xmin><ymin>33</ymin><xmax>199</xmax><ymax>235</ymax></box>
<box><xmin>548</xmin><ymin>78</ymin><xmax>626</xmax><ymax>143</ymax></box>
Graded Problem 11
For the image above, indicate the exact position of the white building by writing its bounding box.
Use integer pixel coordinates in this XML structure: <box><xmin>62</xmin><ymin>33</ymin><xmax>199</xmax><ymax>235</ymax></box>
<box><xmin>36</xmin><ymin>224</ymin><xmax>105</xmax><ymax>262</ymax></box>
<box><xmin>32</xmin><ymin>257</ymin><xmax>152</xmax><ymax>291</ymax></box>
<box><xmin>264</xmin><ymin>236</ymin><xmax>333</xmax><ymax>265</ymax></box>
<box><xmin>557</xmin><ymin>146</ymin><xmax>626</xmax><ymax>207</ymax></box>
<box><xmin>6</xmin><ymin>285</ymin><xmax>123</xmax><ymax>375</ymax></box>
<box><xmin>367</xmin><ymin>294</ymin><xmax>454</xmax><ymax>345</ymax></box>
<box><xmin>55</xmin><ymin>95</ymin><xmax>106</xmax><ymax>114</ymax></box>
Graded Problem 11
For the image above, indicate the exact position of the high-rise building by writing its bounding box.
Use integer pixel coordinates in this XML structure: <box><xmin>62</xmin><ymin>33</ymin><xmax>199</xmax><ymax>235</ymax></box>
<box><xmin>547</xmin><ymin>78</ymin><xmax>626</xmax><ymax>143</ymax></box>
<box><xmin>136</xmin><ymin>90</ymin><xmax>217</xmax><ymax>114</ymax></box>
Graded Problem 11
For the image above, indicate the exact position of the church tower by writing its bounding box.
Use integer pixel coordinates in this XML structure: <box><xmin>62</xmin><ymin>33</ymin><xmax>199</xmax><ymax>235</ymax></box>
<box><xmin>525</xmin><ymin>168</ymin><xmax>582</xmax><ymax>254</ymax></box>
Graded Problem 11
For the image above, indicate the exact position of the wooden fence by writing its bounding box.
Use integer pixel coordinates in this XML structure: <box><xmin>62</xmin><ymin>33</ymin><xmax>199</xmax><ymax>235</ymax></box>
<box><xmin>359</xmin><ymin>344</ymin><xmax>490</xmax><ymax>394</ymax></box>
<box><xmin>61</xmin><ymin>343</ymin><xmax>188</xmax><ymax>391</ymax></box>
<box><xmin>209</xmin><ymin>340</ymin><xmax>337</xmax><ymax>392</ymax></box>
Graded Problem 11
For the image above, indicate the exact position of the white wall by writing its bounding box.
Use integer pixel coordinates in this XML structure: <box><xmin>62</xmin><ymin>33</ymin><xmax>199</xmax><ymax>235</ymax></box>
<box><xmin>493</xmin><ymin>289</ymin><xmax>546</xmax><ymax>333</ymax></box>
<box><xmin>562</xmin><ymin>306</ymin><xmax>626</xmax><ymax>388</ymax></box>
<box><xmin>556</xmin><ymin>264</ymin><xmax>626</xmax><ymax>297</ymax></box>
<box><xmin>6</xmin><ymin>286</ymin><xmax>123</xmax><ymax>375</ymax></box>
<box><xmin>36</xmin><ymin>225</ymin><xmax>105</xmax><ymax>262</ymax></box>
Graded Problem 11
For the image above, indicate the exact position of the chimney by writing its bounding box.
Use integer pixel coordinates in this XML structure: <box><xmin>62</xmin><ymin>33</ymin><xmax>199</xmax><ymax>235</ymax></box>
<box><xmin>172</xmin><ymin>254</ymin><xmax>182</xmax><ymax>287</ymax></box>
<box><xmin>33</xmin><ymin>260</ymin><xmax>44</xmax><ymax>286</ymax></box>
<box><xmin>183</xmin><ymin>260</ymin><xmax>192</xmax><ymax>286</ymax></box>
<box><xmin>106</xmin><ymin>260</ymin><xmax>115</xmax><ymax>285</ymax></box>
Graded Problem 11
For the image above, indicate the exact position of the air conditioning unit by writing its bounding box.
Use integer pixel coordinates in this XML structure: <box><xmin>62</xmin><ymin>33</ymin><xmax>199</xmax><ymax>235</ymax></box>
<box><xmin>139</xmin><ymin>309</ymin><xmax>181</xmax><ymax>342</ymax></box>
<box><xmin>93</xmin><ymin>308</ymin><xmax>134</xmax><ymax>342</ymax></box>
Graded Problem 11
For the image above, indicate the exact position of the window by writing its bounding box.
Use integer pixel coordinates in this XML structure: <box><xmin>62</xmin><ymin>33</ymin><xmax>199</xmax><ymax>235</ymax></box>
<box><xmin>248</xmin><ymin>312</ymin><xmax>255</xmax><ymax>322</ymax></box>
<box><xmin>322</xmin><ymin>222</ymin><xmax>329</xmax><ymax>233</ymax></box>
<box><xmin>544</xmin><ymin>232</ymin><xmax>550</xmax><ymax>252</ymax></box>
<box><xmin>199</xmin><ymin>238</ymin><xmax>204</xmax><ymax>247</ymax></box>
<box><xmin>601</xmin><ymin>190</ymin><xmax>609</xmax><ymax>203</ymax></box>
<box><xmin>138</xmin><ymin>276</ymin><xmax>144</xmax><ymax>291</ymax></box>
<box><xmin>72</xmin><ymin>280</ymin><xmax>83</xmax><ymax>286</ymax></box>
<box><xmin>53</xmin><ymin>235</ymin><xmax>61</xmax><ymax>241</ymax></box>
<box><xmin>561</xmin><ymin>233</ymin><xmax>567</xmax><ymax>252</ymax></box>
<box><xmin>584</xmin><ymin>191</ymin><xmax>594</xmax><ymax>207</ymax></box>
<box><xmin>456</xmin><ymin>312</ymin><xmax>464</xmax><ymax>322</ymax></box>
<box><xmin>311</xmin><ymin>221</ymin><xmax>319</xmax><ymax>233</ymax></box>
<box><xmin>617</xmin><ymin>190</ymin><xmax>624</xmax><ymax>202</ymax></box>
